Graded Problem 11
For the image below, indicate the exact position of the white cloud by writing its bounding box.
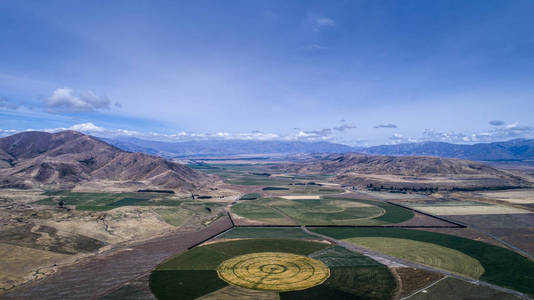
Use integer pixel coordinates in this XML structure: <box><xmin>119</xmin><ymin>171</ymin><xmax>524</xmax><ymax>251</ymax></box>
<box><xmin>315</xmin><ymin>17</ymin><xmax>335</xmax><ymax>27</ymax></box>
<box><xmin>309</xmin><ymin>15</ymin><xmax>336</xmax><ymax>31</ymax></box>
<box><xmin>69</xmin><ymin>122</ymin><xmax>106</xmax><ymax>132</ymax></box>
<box><xmin>238</xmin><ymin>131</ymin><xmax>280</xmax><ymax>141</ymax></box>
<box><xmin>388</xmin><ymin>133</ymin><xmax>419</xmax><ymax>145</ymax></box>
<box><xmin>392</xmin><ymin>123</ymin><xmax>534</xmax><ymax>144</ymax></box>
<box><xmin>46</xmin><ymin>88</ymin><xmax>111</xmax><ymax>112</ymax></box>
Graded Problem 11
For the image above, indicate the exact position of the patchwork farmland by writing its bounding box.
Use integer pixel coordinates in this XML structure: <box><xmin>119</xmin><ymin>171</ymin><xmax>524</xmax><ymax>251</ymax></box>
<box><xmin>2</xmin><ymin>162</ymin><xmax>534</xmax><ymax>300</ymax></box>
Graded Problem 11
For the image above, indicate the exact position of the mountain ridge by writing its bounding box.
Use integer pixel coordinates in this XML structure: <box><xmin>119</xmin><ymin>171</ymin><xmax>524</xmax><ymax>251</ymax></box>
<box><xmin>0</xmin><ymin>131</ymin><xmax>214</xmax><ymax>191</ymax></box>
<box><xmin>102</xmin><ymin>136</ymin><xmax>534</xmax><ymax>161</ymax></box>
<box><xmin>271</xmin><ymin>152</ymin><xmax>532</xmax><ymax>190</ymax></box>
<box><xmin>102</xmin><ymin>136</ymin><xmax>357</xmax><ymax>157</ymax></box>
<box><xmin>363</xmin><ymin>139</ymin><xmax>534</xmax><ymax>161</ymax></box>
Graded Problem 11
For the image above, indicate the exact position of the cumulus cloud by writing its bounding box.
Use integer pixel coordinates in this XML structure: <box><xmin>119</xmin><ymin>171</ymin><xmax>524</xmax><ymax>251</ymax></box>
<box><xmin>489</xmin><ymin>120</ymin><xmax>505</xmax><ymax>126</ymax></box>
<box><xmin>333</xmin><ymin>123</ymin><xmax>357</xmax><ymax>132</ymax></box>
<box><xmin>69</xmin><ymin>122</ymin><xmax>107</xmax><ymax>132</ymax></box>
<box><xmin>413</xmin><ymin>123</ymin><xmax>534</xmax><ymax>144</ymax></box>
<box><xmin>45</xmin><ymin>88</ymin><xmax>111</xmax><ymax>113</ymax></box>
<box><xmin>388</xmin><ymin>133</ymin><xmax>419</xmax><ymax>145</ymax></box>
<box><xmin>374</xmin><ymin>123</ymin><xmax>397</xmax><ymax>129</ymax></box>
<box><xmin>238</xmin><ymin>131</ymin><xmax>280</xmax><ymax>140</ymax></box>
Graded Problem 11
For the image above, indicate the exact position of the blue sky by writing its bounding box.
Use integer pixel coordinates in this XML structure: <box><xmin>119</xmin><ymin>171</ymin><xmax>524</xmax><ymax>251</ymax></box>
<box><xmin>1</xmin><ymin>0</ymin><xmax>534</xmax><ymax>146</ymax></box>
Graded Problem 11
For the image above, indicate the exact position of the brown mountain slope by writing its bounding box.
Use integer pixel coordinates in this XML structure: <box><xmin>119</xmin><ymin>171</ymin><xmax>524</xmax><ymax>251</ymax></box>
<box><xmin>273</xmin><ymin>153</ymin><xmax>532</xmax><ymax>190</ymax></box>
<box><xmin>0</xmin><ymin>131</ymin><xmax>214</xmax><ymax>191</ymax></box>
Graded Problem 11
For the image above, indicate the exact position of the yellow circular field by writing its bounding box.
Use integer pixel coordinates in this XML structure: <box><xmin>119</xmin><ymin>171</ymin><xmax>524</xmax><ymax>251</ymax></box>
<box><xmin>216</xmin><ymin>252</ymin><xmax>330</xmax><ymax>291</ymax></box>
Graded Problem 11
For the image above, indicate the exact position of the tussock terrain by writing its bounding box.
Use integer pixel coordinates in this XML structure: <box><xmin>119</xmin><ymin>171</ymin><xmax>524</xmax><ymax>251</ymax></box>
<box><xmin>272</xmin><ymin>153</ymin><xmax>532</xmax><ymax>190</ymax></box>
<box><xmin>0</xmin><ymin>131</ymin><xmax>215</xmax><ymax>191</ymax></box>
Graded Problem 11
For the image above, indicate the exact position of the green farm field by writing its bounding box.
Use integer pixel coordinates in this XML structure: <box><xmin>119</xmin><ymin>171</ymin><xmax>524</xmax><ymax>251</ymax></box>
<box><xmin>150</xmin><ymin>239</ymin><xmax>396</xmax><ymax>300</ymax></box>
<box><xmin>343</xmin><ymin>237</ymin><xmax>485</xmax><ymax>278</ymax></box>
<box><xmin>231</xmin><ymin>197</ymin><xmax>414</xmax><ymax>225</ymax></box>
<box><xmin>35</xmin><ymin>191</ymin><xmax>190</xmax><ymax>211</ymax></box>
<box><xmin>311</xmin><ymin>227</ymin><xmax>534</xmax><ymax>296</ymax></box>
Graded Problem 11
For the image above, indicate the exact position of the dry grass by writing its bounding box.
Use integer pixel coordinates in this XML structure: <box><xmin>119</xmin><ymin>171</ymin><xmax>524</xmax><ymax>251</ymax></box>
<box><xmin>0</xmin><ymin>243</ymin><xmax>72</xmax><ymax>291</ymax></box>
<box><xmin>45</xmin><ymin>206</ymin><xmax>175</xmax><ymax>244</ymax></box>
<box><xmin>394</xmin><ymin>267</ymin><xmax>443</xmax><ymax>298</ymax></box>
<box><xmin>477</xmin><ymin>189</ymin><xmax>534</xmax><ymax>204</ymax></box>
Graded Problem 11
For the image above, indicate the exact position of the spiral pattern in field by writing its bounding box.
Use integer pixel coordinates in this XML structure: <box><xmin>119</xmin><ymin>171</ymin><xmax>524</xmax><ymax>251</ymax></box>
<box><xmin>216</xmin><ymin>252</ymin><xmax>330</xmax><ymax>291</ymax></box>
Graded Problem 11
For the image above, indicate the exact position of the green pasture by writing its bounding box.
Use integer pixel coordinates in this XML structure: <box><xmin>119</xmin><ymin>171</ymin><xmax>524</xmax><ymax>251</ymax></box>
<box><xmin>231</xmin><ymin>197</ymin><xmax>414</xmax><ymax>225</ymax></box>
<box><xmin>344</xmin><ymin>237</ymin><xmax>484</xmax><ymax>278</ymax></box>
<box><xmin>36</xmin><ymin>191</ymin><xmax>205</xmax><ymax>211</ymax></box>
<box><xmin>150</xmin><ymin>238</ymin><xmax>396</xmax><ymax>300</ymax></box>
<box><xmin>154</xmin><ymin>207</ymin><xmax>194</xmax><ymax>226</ymax></box>
<box><xmin>311</xmin><ymin>227</ymin><xmax>534</xmax><ymax>296</ymax></box>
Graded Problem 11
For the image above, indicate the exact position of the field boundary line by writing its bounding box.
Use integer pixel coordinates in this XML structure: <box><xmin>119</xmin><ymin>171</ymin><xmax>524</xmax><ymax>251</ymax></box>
<box><xmin>400</xmin><ymin>275</ymin><xmax>449</xmax><ymax>300</ymax></box>
<box><xmin>187</xmin><ymin>214</ymin><xmax>234</xmax><ymax>250</ymax></box>
<box><xmin>386</xmin><ymin>201</ymin><xmax>467</xmax><ymax>228</ymax></box>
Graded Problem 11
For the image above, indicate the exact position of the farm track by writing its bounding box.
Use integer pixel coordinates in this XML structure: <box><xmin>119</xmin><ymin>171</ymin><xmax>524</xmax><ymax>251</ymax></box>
<box><xmin>1</xmin><ymin>216</ymin><xmax>234</xmax><ymax>300</ymax></box>
<box><xmin>302</xmin><ymin>227</ymin><xmax>533</xmax><ymax>300</ymax></box>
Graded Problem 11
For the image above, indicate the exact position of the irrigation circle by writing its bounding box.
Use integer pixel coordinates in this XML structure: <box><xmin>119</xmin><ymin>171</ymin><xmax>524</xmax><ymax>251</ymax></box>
<box><xmin>216</xmin><ymin>252</ymin><xmax>330</xmax><ymax>291</ymax></box>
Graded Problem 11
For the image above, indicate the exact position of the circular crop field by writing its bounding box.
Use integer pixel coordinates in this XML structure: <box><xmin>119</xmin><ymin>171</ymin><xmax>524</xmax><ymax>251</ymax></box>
<box><xmin>343</xmin><ymin>237</ymin><xmax>485</xmax><ymax>279</ymax></box>
<box><xmin>149</xmin><ymin>238</ymin><xmax>397</xmax><ymax>300</ymax></box>
<box><xmin>217</xmin><ymin>252</ymin><xmax>330</xmax><ymax>291</ymax></box>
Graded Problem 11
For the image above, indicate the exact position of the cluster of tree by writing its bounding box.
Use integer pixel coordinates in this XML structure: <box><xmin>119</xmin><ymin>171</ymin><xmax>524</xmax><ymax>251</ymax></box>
<box><xmin>365</xmin><ymin>183</ymin><xmax>439</xmax><ymax>194</ymax></box>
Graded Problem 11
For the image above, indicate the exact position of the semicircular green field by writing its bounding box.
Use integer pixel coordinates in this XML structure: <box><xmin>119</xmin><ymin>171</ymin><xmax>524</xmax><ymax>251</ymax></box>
<box><xmin>312</xmin><ymin>227</ymin><xmax>534</xmax><ymax>297</ymax></box>
<box><xmin>343</xmin><ymin>237</ymin><xmax>485</xmax><ymax>278</ymax></box>
<box><xmin>149</xmin><ymin>239</ymin><xmax>396</xmax><ymax>300</ymax></box>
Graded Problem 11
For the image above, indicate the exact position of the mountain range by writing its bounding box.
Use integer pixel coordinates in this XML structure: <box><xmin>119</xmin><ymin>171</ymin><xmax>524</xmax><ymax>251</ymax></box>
<box><xmin>363</xmin><ymin>139</ymin><xmax>534</xmax><ymax>161</ymax></box>
<box><xmin>0</xmin><ymin>131</ymin><xmax>213</xmax><ymax>191</ymax></box>
<box><xmin>272</xmin><ymin>153</ymin><xmax>532</xmax><ymax>190</ymax></box>
<box><xmin>102</xmin><ymin>137</ymin><xmax>356</xmax><ymax>157</ymax></box>
<box><xmin>103</xmin><ymin>136</ymin><xmax>534</xmax><ymax>162</ymax></box>
<box><xmin>0</xmin><ymin>131</ymin><xmax>531</xmax><ymax>191</ymax></box>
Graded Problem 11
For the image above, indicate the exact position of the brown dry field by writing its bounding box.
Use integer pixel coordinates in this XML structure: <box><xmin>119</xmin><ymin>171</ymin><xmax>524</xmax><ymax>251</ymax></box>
<box><xmin>2</xmin><ymin>216</ymin><xmax>233</xmax><ymax>299</ymax></box>
<box><xmin>393</xmin><ymin>211</ymin><xmax>457</xmax><ymax>227</ymax></box>
<box><xmin>443</xmin><ymin>213</ymin><xmax>534</xmax><ymax>257</ymax></box>
<box><xmin>409</xmin><ymin>205</ymin><xmax>531</xmax><ymax>215</ymax></box>
<box><xmin>393</xmin><ymin>267</ymin><xmax>443</xmax><ymax>298</ymax></box>
<box><xmin>0</xmin><ymin>243</ymin><xmax>71</xmax><ymax>291</ymax></box>
<box><xmin>476</xmin><ymin>189</ymin><xmax>534</xmax><ymax>204</ymax></box>
<box><xmin>0</xmin><ymin>187</ymin><xmax>229</xmax><ymax>293</ymax></box>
